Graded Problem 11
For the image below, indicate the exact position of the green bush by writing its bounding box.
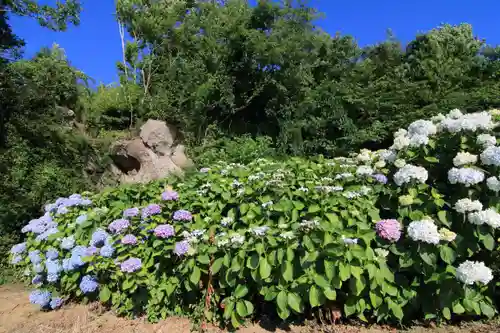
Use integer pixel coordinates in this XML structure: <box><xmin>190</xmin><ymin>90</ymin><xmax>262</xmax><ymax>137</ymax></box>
<box><xmin>8</xmin><ymin>108</ymin><xmax>500</xmax><ymax>328</ymax></box>
<box><xmin>192</xmin><ymin>135</ymin><xmax>279</xmax><ymax>166</ymax></box>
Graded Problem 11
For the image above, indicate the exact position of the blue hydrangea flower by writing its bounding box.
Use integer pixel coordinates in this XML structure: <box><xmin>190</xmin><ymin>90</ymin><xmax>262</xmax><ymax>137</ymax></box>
<box><xmin>35</xmin><ymin>227</ymin><xmax>59</xmax><ymax>242</ymax></box>
<box><xmin>29</xmin><ymin>250</ymin><xmax>42</xmax><ymax>264</ymax></box>
<box><xmin>100</xmin><ymin>245</ymin><xmax>114</xmax><ymax>258</ymax></box>
<box><xmin>79</xmin><ymin>275</ymin><xmax>99</xmax><ymax>294</ymax></box>
<box><xmin>10</xmin><ymin>242</ymin><xmax>26</xmax><ymax>254</ymax></box>
<box><xmin>11</xmin><ymin>255</ymin><xmax>23</xmax><ymax>264</ymax></box>
<box><xmin>76</xmin><ymin>214</ymin><xmax>88</xmax><ymax>225</ymax></box>
<box><xmin>69</xmin><ymin>194</ymin><xmax>82</xmax><ymax>200</ymax></box>
<box><xmin>45</xmin><ymin>248</ymin><xmax>59</xmax><ymax>260</ymax></box>
<box><xmin>57</xmin><ymin>206</ymin><xmax>69</xmax><ymax>215</ymax></box>
<box><xmin>44</xmin><ymin>203</ymin><xmax>57</xmax><ymax>213</ymax></box>
<box><xmin>123</xmin><ymin>207</ymin><xmax>139</xmax><ymax>218</ymax></box>
<box><xmin>70</xmin><ymin>255</ymin><xmax>85</xmax><ymax>269</ymax></box>
<box><xmin>47</xmin><ymin>273</ymin><xmax>60</xmax><ymax>283</ymax></box>
<box><xmin>71</xmin><ymin>245</ymin><xmax>87</xmax><ymax>257</ymax></box>
<box><xmin>61</xmin><ymin>236</ymin><xmax>75</xmax><ymax>250</ymax></box>
<box><xmin>46</xmin><ymin>260</ymin><xmax>62</xmax><ymax>275</ymax></box>
<box><xmin>90</xmin><ymin>229</ymin><xmax>109</xmax><ymax>247</ymax></box>
<box><xmin>33</xmin><ymin>263</ymin><xmax>44</xmax><ymax>273</ymax></box>
<box><xmin>85</xmin><ymin>246</ymin><xmax>99</xmax><ymax>256</ymax></box>
<box><xmin>32</xmin><ymin>274</ymin><xmax>43</xmax><ymax>285</ymax></box>
<box><xmin>29</xmin><ymin>290</ymin><xmax>51</xmax><ymax>307</ymax></box>
<box><xmin>81</xmin><ymin>198</ymin><xmax>92</xmax><ymax>206</ymax></box>
<box><xmin>50</xmin><ymin>297</ymin><xmax>63</xmax><ymax>310</ymax></box>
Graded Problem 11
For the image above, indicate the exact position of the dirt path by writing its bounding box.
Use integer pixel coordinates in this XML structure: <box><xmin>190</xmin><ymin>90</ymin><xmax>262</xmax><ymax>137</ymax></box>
<box><xmin>0</xmin><ymin>285</ymin><xmax>499</xmax><ymax>333</ymax></box>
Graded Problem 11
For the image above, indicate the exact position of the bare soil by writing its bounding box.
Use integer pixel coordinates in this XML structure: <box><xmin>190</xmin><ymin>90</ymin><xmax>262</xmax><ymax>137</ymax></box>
<box><xmin>1</xmin><ymin>285</ymin><xmax>499</xmax><ymax>333</ymax></box>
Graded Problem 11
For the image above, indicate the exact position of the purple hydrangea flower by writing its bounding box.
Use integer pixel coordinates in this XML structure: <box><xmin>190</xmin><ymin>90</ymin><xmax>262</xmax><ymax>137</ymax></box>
<box><xmin>142</xmin><ymin>204</ymin><xmax>161</xmax><ymax>219</ymax></box>
<box><xmin>100</xmin><ymin>245</ymin><xmax>114</xmax><ymax>258</ymax></box>
<box><xmin>49</xmin><ymin>297</ymin><xmax>63</xmax><ymax>309</ymax></box>
<box><xmin>174</xmin><ymin>240</ymin><xmax>190</xmax><ymax>256</ymax></box>
<box><xmin>10</xmin><ymin>242</ymin><xmax>26</xmax><ymax>254</ymax></box>
<box><xmin>200</xmin><ymin>167</ymin><xmax>210</xmax><ymax>173</ymax></box>
<box><xmin>375</xmin><ymin>219</ymin><xmax>402</xmax><ymax>242</ymax></box>
<box><xmin>123</xmin><ymin>207</ymin><xmax>139</xmax><ymax>217</ymax></box>
<box><xmin>45</xmin><ymin>248</ymin><xmax>59</xmax><ymax>260</ymax></box>
<box><xmin>154</xmin><ymin>224</ymin><xmax>175</xmax><ymax>238</ymax></box>
<box><xmin>161</xmin><ymin>190</ymin><xmax>179</xmax><ymax>201</ymax></box>
<box><xmin>121</xmin><ymin>234</ymin><xmax>138</xmax><ymax>245</ymax></box>
<box><xmin>173</xmin><ymin>210</ymin><xmax>193</xmax><ymax>221</ymax></box>
<box><xmin>90</xmin><ymin>229</ymin><xmax>109</xmax><ymax>247</ymax></box>
<box><xmin>108</xmin><ymin>219</ymin><xmax>130</xmax><ymax>234</ymax></box>
<box><xmin>120</xmin><ymin>258</ymin><xmax>142</xmax><ymax>273</ymax></box>
<box><xmin>373</xmin><ymin>173</ymin><xmax>388</xmax><ymax>184</ymax></box>
<box><xmin>79</xmin><ymin>275</ymin><xmax>99</xmax><ymax>294</ymax></box>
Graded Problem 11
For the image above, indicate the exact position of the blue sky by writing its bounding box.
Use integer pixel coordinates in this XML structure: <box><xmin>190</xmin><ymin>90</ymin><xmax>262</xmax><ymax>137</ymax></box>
<box><xmin>11</xmin><ymin>0</ymin><xmax>500</xmax><ymax>85</ymax></box>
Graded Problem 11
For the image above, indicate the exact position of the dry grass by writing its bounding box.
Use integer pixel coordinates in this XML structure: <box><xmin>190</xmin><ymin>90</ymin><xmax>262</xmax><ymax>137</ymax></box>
<box><xmin>1</xmin><ymin>285</ymin><xmax>499</xmax><ymax>333</ymax></box>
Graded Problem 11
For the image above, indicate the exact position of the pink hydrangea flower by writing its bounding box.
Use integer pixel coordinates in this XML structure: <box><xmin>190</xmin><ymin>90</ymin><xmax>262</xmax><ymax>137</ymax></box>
<box><xmin>375</xmin><ymin>219</ymin><xmax>402</xmax><ymax>242</ymax></box>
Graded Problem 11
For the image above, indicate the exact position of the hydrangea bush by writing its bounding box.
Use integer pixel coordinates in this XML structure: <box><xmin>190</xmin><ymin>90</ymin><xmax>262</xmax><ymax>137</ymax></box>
<box><xmin>8</xmin><ymin>108</ymin><xmax>500</xmax><ymax>327</ymax></box>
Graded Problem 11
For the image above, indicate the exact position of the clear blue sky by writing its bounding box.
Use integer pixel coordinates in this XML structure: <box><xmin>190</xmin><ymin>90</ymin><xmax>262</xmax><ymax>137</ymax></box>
<box><xmin>11</xmin><ymin>0</ymin><xmax>500</xmax><ymax>85</ymax></box>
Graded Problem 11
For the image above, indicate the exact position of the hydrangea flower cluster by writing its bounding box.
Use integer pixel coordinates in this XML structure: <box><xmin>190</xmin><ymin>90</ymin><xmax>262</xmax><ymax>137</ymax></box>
<box><xmin>120</xmin><ymin>258</ymin><xmax>142</xmax><ymax>273</ymax></box>
<box><xmin>486</xmin><ymin>176</ymin><xmax>500</xmax><ymax>192</ymax></box>
<box><xmin>108</xmin><ymin>219</ymin><xmax>130</xmax><ymax>234</ymax></box>
<box><xmin>121</xmin><ymin>234</ymin><xmax>138</xmax><ymax>245</ymax></box>
<box><xmin>174</xmin><ymin>241</ymin><xmax>190</xmax><ymax>256</ymax></box>
<box><xmin>375</xmin><ymin>219</ymin><xmax>401</xmax><ymax>242</ymax></box>
<box><xmin>440</xmin><ymin>110</ymin><xmax>494</xmax><ymax>133</ymax></box>
<box><xmin>123</xmin><ymin>207</ymin><xmax>139</xmax><ymax>217</ymax></box>
<box><xmin>154</xmin><ymin>224</ymin><xmax>175</xmax><ymax>238</ymax></box>
<box><xmin>477</xmin><ymin>133</ymin><xmax>496</xmax><ymax>147</ymax></box>
<box><xmin>79</xmin><ymin>275</ymin><xmax>99</xmax><ymax>294</ymax></box>
<box><xmin>468</xmin><ymin>208</ymin><xmax>500</xmax><ymax>228</ymax></box>
<box><xmin>173</xmin><ymin>210</ymin><xmax>193</xmax><ymax>221</ymax></box>
<box><xmin>407</xmin><ymin>219</ymin><xmax>440</xmax><ymax>245</ymax></box>
<box><xmin>142</xmin><ymin>204</ymin><xmax>161</xmax><ymax>219</ymax></box>
<box><xmin>454</xmin><ymin>198</ymin><xmax>483</xmax><ymax>214</ymax></box>
<box><xmin>453</xmin><ymin>152</ymin><xmax>477</xmax><ymax>166</ymax></box>
<box><xmin>161</xmin><ymin>189</ymin><xmax>179</xmax><ymax>201</ymax></box>
<box><xmin>393</xmin><ymin>164</ymin><xmax>428</xmax><ymax>186</ymax></box>
<box><xmin>480</xmin><ymin>146</ymin><xmax>500</xmax><ymax>166</ymax></box>
<box><xmin>448</xmin><ymin>167</ymin><xmax>485</xmax><ymax>187</ymax></box>
<box><xmin>456</xmin><ymin>261</ymin><xmax>493</xmax><ymax>285</ymax></box>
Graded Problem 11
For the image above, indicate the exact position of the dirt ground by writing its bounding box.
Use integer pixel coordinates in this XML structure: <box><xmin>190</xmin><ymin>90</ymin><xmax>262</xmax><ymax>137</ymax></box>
<box><xmin>1</xmin><ymin>285</ymin><xmax>499</xmax><ymax>333</ymax></box>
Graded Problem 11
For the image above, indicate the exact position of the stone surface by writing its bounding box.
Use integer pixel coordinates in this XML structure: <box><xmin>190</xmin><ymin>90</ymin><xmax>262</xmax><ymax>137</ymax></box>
<box><xmin>109</xmin><ymin>120</ymin><xmax>190</xmax><ymax>184</ymax></box>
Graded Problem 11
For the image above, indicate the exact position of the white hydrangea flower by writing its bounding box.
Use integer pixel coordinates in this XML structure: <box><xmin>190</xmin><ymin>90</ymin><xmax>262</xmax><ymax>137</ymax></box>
<box><xmin>448</xmin><ymin>167</ymin><xmax>485</xmax><ymax>187</ymax></box>
<box><xmin>379</xmin><ymin>149</ymin><xmax>397</xmax><ymax>163</ymax></box>
<box><xmin>374</xmin><ymin>160</ymin><xmax>386</xmax><ymax>169</ymax></box>
<box><xmin>408</xmin><ymin>134</ymin><xmax>429</xmax><ymax>147</ymax></box>
<box><xmin>486</xmin><ymin>176</ymin><xmax>500</xmax><ymax>192</ymax></box>
<box><xmin>356</xmin><ymin>149</ymin><xmax>373</xmax><ymax>162</ymax></box>
<box><xmin>431</xmin><ymin>113</ymin><xmax>446</xmax><ymax>122</ymax></box>
<box><xmin>394</xmin><ymin>128</ymin><xmax>408</xmax><ymax>137</ymax></box>
<box><xmin>393</xmin><ymin>164</ymin><xmax>428</xmax><ymax>186</ymax></box>
<box><xmin>440</xmin><ymin>111</ymin><xmax>494</xmax><ymax>133</ymax></box>
<box><xmin>448</xmin><ymin>108</ymin><xmax>463</xmax><ymax>119</ymax></box>
<box><xmin>394</xmin><ymin>159</ymin><xmax>406</xmax><ymax>168</ymax></box>
<box><xmin>343</xmin><ymin>191</ymin><xmax>361</xmax><ymax>199</ymax></box>
<box><xmin>468</xmin><ymin>208</ymin><xmax>500</xmax><ymax>228</ymax></box>
<box><xmin>456</xmin><ymin>261</ymin><xmax>493</xmax><ymax>285</ymax></box>
<box><xmin>299</xmin><ymin>219</ymin><xmax>320</xmax><ymax>231</ymax></box>
<box><xmin>391</xmin><ymin>135</ymin><xmax>410</xmax><ymax>150</ymax></box>
<box><xmin>335</xmin><ymin>173</ymin><xmax>353</xmax><ymax>180</ymax></box>
<box><xmin>477</xmin><ymin>133</ymin><xmax>497</xmax><ymax>147</ymax></box>
<box><xmin>356</xmin><ymin>165</ymin><xmax>373</xmax><ymax>176</ymax></box>
<box><xmin>438</xmin><ymin>228</ymin><xmax>457</xmax><ymax>242</ymax></box>
<box><xmin>229</xmin><ymin>234</ymin><xmax>245</xmax><ymax>245</ymax></box>
<box><xmin>251</xmin><ymin>226</ymin><xmax>269</xmax><ymax>236</ymax></box>
<box><xmin>280</xmin><ymin>231</ymin><xmax>295</xmax><ymax>240</ymax></box>
<box><xmin>408</xmin><ymin>119</ymin><xmax>438</xmax><ymax>137</ymax></box>
<box><xmin>221</xmin><ymin>216</ymin><xmax>234</xmax><ymax>227</ymax></box>
<box><xmin>454</xmin><ymin>198</ymin><xmax>483</xmax><ymax>214</ymax></box>
<box><xmin>453</xmin><ymin>152</ymin><xmax>478</xmax><ymax>167</ymax></box>
<box><xmin>480</xmin><ymin>146</ymin><xmax>500</xmax><ymax>166</ymax></box>
<box><xmin>407</xmin><ymin>219</ymin><xmax>440</xmax><ymax>245</ymax></box>
<box><xmin>341</xmin><ymin>235</ymin><xmax>358</xmax><ymax>245</ymax></box>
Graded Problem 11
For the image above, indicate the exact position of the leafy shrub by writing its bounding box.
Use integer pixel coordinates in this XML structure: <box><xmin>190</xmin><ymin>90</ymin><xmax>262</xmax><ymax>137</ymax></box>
<box><xmin>192</xmin><ymin>135</ymin><xmax>279</xmax><ymax>166</ymax></box>
<box><xmin>8</xmin><ymin>108</ymin><xmax>500</xmax><ymax>327</ymax></box>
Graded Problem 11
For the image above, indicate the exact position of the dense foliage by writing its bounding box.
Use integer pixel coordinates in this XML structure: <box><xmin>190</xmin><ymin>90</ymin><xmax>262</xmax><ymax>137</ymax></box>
<box><xmin>9</xmin><ymin>108</ymin><xmax>500</xmax><ymax>328</ymax></box>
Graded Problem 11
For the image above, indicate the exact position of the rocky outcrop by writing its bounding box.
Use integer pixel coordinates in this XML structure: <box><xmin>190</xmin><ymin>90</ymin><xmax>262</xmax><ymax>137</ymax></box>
<box><xmin>109</xmin><ymin>120</ymin><xmax>193</xmax><ymax>184</ymax></box>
